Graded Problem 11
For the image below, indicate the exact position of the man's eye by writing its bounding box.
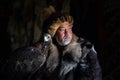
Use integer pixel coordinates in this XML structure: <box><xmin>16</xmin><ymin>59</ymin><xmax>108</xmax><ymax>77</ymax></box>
<box><xmin>68</xmin><ymin>27</ymin><xmax>72</xmax><ymax>29</ymax></box>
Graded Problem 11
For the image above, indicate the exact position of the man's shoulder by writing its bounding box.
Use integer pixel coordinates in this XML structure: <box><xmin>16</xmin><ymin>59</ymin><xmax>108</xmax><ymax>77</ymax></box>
<box><xmin>72</xmin><ymin>34</ymin><xmax>93</xmax><ymax>49</ymax></box>
<box><xmin>77</xmin><ymin>37</ymin><xmax>97</xmax><ymax>58</ymax></box>
<box><xmin>77</xmin><ymin>37</ymin><xmax>93</xmax><ymax>49</ymax></box>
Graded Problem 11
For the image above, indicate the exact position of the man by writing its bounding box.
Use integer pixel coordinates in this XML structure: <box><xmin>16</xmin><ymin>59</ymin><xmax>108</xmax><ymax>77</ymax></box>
<box><xmin>0</xmin><ymin>13</ymin><xmax>102</xmax><ymax>80</ymax></box>
<box><xmin>32</xmin><ymin>13</ymin><xmax>102</xmax><ymax>80</ymax></box>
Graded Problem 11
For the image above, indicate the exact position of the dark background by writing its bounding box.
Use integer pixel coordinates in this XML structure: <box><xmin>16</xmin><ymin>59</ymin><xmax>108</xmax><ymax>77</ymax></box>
<box><xmin>0</xmin><ymin>0</ymin><xmax>120</xmax><ymax>79</ymax></box>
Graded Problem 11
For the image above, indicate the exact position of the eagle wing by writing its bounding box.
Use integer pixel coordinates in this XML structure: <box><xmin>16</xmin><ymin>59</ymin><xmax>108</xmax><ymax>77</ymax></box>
<box><xmin>0</xmin><ymin>33</ymin><xmax>52</xmax><ymax>80</ymax></box>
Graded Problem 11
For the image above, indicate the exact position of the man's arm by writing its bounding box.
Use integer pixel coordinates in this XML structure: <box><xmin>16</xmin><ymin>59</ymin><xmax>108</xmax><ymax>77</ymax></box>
<box><xmin>75</xmin><ymin>38</ymin><xmax>102</xmax><ymax>80</ymax></box>
<box><xmin>88</xmin><ymin>45</ymin><xmax>102</xmax><ymax>80</ymax></box>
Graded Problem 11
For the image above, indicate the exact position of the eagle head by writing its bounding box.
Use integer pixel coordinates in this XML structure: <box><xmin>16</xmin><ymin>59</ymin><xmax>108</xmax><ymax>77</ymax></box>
<box><xmin>43</xmin><ymin>33</ymin><xmax>52</xmax><ymax>43</ymax></box>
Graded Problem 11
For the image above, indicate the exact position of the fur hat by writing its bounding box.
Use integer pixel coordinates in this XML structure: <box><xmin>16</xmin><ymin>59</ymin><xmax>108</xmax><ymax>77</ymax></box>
<box><xmin>45</xmin><ymin>13</ymin><xmax>74</xmax><ymax>37</ymax></box>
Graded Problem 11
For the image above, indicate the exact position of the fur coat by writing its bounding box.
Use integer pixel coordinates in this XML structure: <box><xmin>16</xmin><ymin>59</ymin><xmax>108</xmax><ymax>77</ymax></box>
<box><xmin>32</xmin><ymin>34</ymin><xmax>102</xmax><ymax>80</ymax></box>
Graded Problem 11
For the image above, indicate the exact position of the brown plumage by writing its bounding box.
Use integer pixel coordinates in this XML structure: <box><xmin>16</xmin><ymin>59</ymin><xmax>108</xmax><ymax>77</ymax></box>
<box><xmin>0</xmin><ymin>33</ymin><xmax>52</xmax><ymax>80</ymax></box>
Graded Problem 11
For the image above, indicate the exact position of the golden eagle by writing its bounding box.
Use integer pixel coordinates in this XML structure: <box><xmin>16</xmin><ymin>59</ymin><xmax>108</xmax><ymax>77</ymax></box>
<box><xmin>0</xmin><ymin>33</ymin><xmax>52</xmax><ymax>80</ymax></box>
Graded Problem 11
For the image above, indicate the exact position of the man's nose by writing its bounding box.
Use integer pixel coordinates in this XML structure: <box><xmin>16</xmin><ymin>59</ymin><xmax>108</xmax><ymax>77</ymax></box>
<box><xmin>65</xmin><ymin>29</ymin><xmax>69</xmax><ymax>35</ymax></box>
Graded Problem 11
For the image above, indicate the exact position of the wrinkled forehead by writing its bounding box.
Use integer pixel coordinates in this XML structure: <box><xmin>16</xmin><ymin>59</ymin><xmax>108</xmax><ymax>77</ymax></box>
<box><xmin>58</xmin><ymin>21</ymin><xmax>73</xmax><ymax>29</ymax></box>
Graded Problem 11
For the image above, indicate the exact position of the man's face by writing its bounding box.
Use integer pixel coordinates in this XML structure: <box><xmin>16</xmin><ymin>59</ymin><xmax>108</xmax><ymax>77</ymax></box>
<box><xmin>55</xmin><ymin>21</ymin><xmax>73</xmax><ymax>46</ymax></box>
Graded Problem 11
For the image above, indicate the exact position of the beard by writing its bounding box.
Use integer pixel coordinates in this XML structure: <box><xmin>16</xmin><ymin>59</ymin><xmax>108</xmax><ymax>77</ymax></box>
<box><xmin>56</xmin><ymin>36</ymin><xmax>72</xmax><ymax>46</ymax></box>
